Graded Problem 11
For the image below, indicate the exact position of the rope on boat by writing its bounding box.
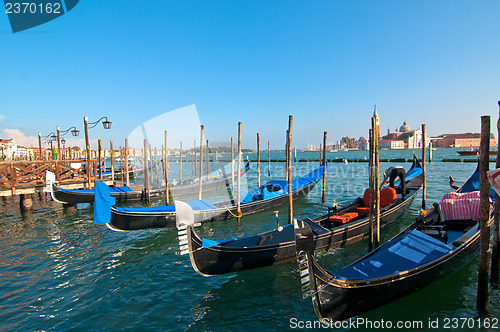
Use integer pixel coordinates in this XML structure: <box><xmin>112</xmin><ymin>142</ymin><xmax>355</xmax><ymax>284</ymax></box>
<box><xmin>314</xmin><ymin>179</ymin><xmax>326</xmax><ymax>192</ymax></box>
<box><xmin>224</xmin><ymin>205</ymin><xmax>242</xmax><ymax>218</ymax></box>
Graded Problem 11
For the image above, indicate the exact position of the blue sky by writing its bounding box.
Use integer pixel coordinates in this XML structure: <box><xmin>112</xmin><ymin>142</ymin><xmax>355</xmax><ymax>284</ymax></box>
<box><xmin>1</xmin><ymin>0</ymin><xmax>499</xmax><ymax>149</ymax></box>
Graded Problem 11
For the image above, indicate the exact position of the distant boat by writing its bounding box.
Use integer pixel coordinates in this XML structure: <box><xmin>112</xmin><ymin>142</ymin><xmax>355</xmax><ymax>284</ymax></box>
<box><xmin>457</xmin><ymin>149</ymin><xmax>497</xmax><ymax>156</ymax></box>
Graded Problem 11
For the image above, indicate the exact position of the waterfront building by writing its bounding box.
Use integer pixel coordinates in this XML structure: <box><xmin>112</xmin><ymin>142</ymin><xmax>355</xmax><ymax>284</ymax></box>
<box><xmin>377</xmin><ymin>122</ymin><xmax>430</xmax><ymax>149</ymax></box>
<box><xmin>0</xmin><ymin>138</ymin><xmax>17</xmax><ymax>160</ymax></box>
<box><xmin>431</xmin><ymin>133</ymin><xmax>496</xmax><ymax>148</ymax></box>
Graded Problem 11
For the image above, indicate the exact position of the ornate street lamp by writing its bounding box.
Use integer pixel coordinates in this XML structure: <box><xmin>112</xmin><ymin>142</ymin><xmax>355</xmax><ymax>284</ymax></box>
<box><xmin>83</xmin><ymin>116</ymin><xmax>112</xmax><ymax>187</ymax></box>
<box><xmin>56</xmin><ymin>126</ymin><xmax>80</xmax><ymax>161</ymax></box>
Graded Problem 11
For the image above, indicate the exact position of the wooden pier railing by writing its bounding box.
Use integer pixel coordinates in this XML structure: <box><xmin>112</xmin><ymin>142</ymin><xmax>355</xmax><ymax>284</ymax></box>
<box><xmin>0</xmin><ymin>160</ymin><xmax>90</xmax><ymax>195</ymax></box>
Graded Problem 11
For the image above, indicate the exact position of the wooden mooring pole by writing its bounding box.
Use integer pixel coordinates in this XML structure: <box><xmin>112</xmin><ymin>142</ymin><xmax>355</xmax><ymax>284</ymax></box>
<box><xmin>20</xmin><ymin>193</ymin><xmax>33</xmax><ymax>211</ymax></box>
<box><xmin>237</xmin><ymin>122</ymin><xmax>242</xmax><ymax>222</ymax></box>
<box><xmin>154</xmin><ymin>147</ymin><xmax>159</xmax><ymax>188</ymax></box>
<box><xmin>179</xmin><ymin>142</ymin><xmax>183</xmax><ymax>183</ymax></box>
<box><xmin>143</xmin><ymin>139</ymin><xmax>151</xmax><ymax>205</ymax></box>
<box><xmin>287</xmin><ymin>115</ymin><xmax>293</xmax><ymax>224</ymax></box>
<box><xmin>38</xmin><ymin>133</ymin><xmax>43</xmax><ymax>161</ymax></box>
<box><xmin>285</xmin><ymin>130</ymin><xmax>289</xmax><ymax>183</ymax></box>
<box><xmin>110</xmin><ymin>141</ymin><xmax>115</xmax><ymax>182</ymax></box>
<box><xmin>477</xmin><ymin>115</ymin><xmax>491</xmax><ymax>312</ymax></box>
<box><xmin>374</xmin><ymin>115</ymin><xmax>380</xmax><ymax>248</ymax></box>
<box><xmin>492</xmin><ymin>101</ymin><xmax>500</xmax><ymax>284</ymax></box>
<box><xmin>205</xmin><ymin>139</ymin><xmax>209</xmax><ymax>177</ymax></box>
<box><xmin>193</xmin><ymin>140</ymin><xmax>197</xmax><ymax>179</ymax></box>
<box><xmin>84</xmin><ymin>117</ymin><xmax>91</xmax><ymax>188</ymax></box>
<box><xmin>125</xmin><ymin>139</ymin><xmax>130</xmax><ymax>187</ymax></box>
<box><xmin>322</xmin><ymin>131</ymin><xmax>327</xmax><ymax>204</ymax></box>
<box><xmin>422</xmin><ymin>124</ymin><xmax>426</xmax><ymax>209</ymax></box>
<box><xmin>257</xmin><ymin>133</ymin><xmax>261</xmax><ymax>187</ymax></box>
<box><xmin>97</xmin><ymin>139</ymin><xmax>102</xmax><ymax>179</ymax></box>
<box><xmin>231</xmin><ymin>137</ymin><xmax>234</xmax><ymax>188</ymax></box>
<box><xmin>369</xmin><ymin>128</ymin><xmax>374</xmax><ymax>252</ymax></box>
<box><xmin>268</xmin><ymin>141</ymin><xmax>271</xmax><ymax>177</ymax></box>
<box><xmin>199</xmin><ymin>125</ymin><xmax>204</xmax><ymax>200</ymax></box>
<box><xmin>164</xmin><ymin>130</ymin><xmax>170</xmax><ymax>205</ymax></box>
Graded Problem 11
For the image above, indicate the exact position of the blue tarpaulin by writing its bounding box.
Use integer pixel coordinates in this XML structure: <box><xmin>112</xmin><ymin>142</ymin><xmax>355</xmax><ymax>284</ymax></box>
<box><xmin>94</xmin><ymin>181</ymin><xmax>117</xmax><ymax>224</ymax></box>
<box><xmin>114</xmin><ymin>199</ymin><xmax>217</xmax><ymax>213</ymax></box>
<box><xmin>61</xmin><ymin>186</ymin><xmax>134</xmax><ymax>194</ymax></box>
<box><xmin>330</xmin><ymin>230</ymin><xmax>455</xmax><ymax>280</ymax></box>
<box><xmin>241</xmin><ymin>164</ymin><xmax>325</xmax><ymax>204</ymax></box>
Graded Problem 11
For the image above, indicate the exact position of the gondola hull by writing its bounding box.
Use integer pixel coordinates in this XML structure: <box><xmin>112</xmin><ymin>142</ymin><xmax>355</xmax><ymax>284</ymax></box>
<box><xmin>185</xmin><ymin>172</ymin><xmax>423</xmax><ymax>276</ymax></box>
<box><xmin>307</xmin><ymin>223</ymin><xmax>480</xmax><ymax>321</ymax></box>
<box><xmin>187</xmin><ymin>224</ymin><xmax>298</xmax><ymax>275</ymax></box>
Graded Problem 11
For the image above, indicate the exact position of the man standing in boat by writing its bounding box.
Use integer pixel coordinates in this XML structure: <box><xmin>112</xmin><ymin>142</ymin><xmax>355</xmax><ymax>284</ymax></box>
<box><xmin>381</xmin><ymin>166</ymin><xmax>406</xmax><ymax>196</ymax></box>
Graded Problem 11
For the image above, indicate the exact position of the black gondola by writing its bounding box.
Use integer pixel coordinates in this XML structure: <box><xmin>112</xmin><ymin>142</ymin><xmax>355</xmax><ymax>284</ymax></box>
<box><xmin>295</xmin><ymin>165</ymin><xmax>484</xmax><ymax>322</ymax></box>
<box><xmin>96</xmin><ymin>164</ymin><xmax>324</xmax><ymax>231</ymax></box>
<box><xmin>47</xmin><ymin>162</ymin><xmax>250</xmax><ymax>204</ymax></box>
<box><xmin>179</xmin><ymin>156</ymin><xmax>423</xmax><ymax>276</ymax></box>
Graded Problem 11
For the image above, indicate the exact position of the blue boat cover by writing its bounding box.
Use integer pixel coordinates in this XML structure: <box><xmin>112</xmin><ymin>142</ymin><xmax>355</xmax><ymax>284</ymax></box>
<box><xmin>241</xmin><ymin>164</ymin><xmax>325</xmax><ymax>204</ymax></box>
<box><xmin>114</xmin><ymin>199</ymin><xmax>217</xmax><ymax>213</ymax></box>
<box><xmin>94</xmin><ymin>181</ymin><xmax>117</xmax><ymax>224</ymax></box>
<box><xmin>389</xmin><ymin>163</ymin><xmax>422</xmax><ymax>188</ymax></box>
<box><xmin>458</xmin><ymin>166</ymin><xmax>495</xmax><ymax>199</ymax></box>
<box><xmin>330</xmin><ymin>230</ymin><xmax>454</xmax><ymax>280</ymax></box>
<box><xmin>60</xmin><ymin>186</ymin><xmax>134</xmax><ymax>193</ymax></box>
<box><xmin>201</xmin><ymin>223</ymin><xmax>295</xmax><ymax>249</ymax></box>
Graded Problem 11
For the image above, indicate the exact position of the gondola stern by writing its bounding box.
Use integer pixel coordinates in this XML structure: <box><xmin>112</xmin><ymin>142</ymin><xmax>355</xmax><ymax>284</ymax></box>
<box><xmin>177</xmin><ymin>222</ymin><xmax>214</xmax><ymax>277</ymax></box>
<box><xmin>175</xmin><ymin>201</ymin><xmax>212</xmax><ymax>276</ymax></box>
<box><xmin>294</xmin><ymin>219</ymin><xmax>323</xmax><ymax>315</ymax></box>
<box><xmin>294</xmin><ymin>219</ymin><xmax>343</xmax><ymax>322</ymax></box>
<box><xmin>105</xmin><ymin>222</ymin><xmax>128</xmax><ymax>232</ymax></box>
<box><xmin>45</xmin><ymin>171</ymin><xmax>67</xmax><ymax>204</ymax></box>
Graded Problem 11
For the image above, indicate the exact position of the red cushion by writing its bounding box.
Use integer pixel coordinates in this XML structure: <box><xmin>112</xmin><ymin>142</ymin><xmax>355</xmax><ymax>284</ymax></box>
<box><xmin>380</xmin><ymin>187</ymin><xmax>397</xmax><ymax>208</ymax></box>
<box><xmin>328</xmin><ymin>215</ymin><xmax>350</xmax><ymax>224</ymax></box>
<box><xmin>342</xmin><ymin>212</ymin><xmax>359</xmax><ymax>220</ymax></box>
<box><xmin>361</xmin><ymin>187</ymin><xmax>397</xmax><ymax>209</ymax></box>
<box><xmin>362</xmin><ymin>188</ymin><xmax>371</xmax><ymax>207</ymax></box>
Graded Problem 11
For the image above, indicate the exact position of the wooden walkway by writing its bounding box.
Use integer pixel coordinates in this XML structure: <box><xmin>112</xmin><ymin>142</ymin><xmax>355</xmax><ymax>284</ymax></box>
<box><xmin>0</xmin><ymin>160</ymin><xmax>112</xmax><ymax>196</ymax></box>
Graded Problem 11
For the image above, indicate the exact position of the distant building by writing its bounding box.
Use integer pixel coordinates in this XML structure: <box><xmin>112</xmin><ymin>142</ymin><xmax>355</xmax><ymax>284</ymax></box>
<box><xmin>377</xmin><ymin>122</ymin><xmax>430</xmax><ymax>149</ymax></box>
<box><xmin>431</xmin><ymin>133</ymin><xmax>496</xmax><ymax>148</ymax></box>
<box><xmin>358</xmin><ymin>137</ymin><xmax>368</xmax><ymax>150</ymax></box>
<box><xmin>0</xmin><ymin>138</ymin><xmax>17</xmax><ymax>160</ymax></box>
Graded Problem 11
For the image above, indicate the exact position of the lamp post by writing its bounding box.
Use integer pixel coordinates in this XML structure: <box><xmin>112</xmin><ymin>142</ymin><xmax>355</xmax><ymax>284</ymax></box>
<box><xmin>40</xmin><ymin>132</ymin><xmax>57</xmax><ymax>160</ymax></box>
<box><xmin>83</xmin><ymin>116</ymin><xmax>112</xmax><ymax>187</ymax></box>
<box><xmin>38</xmin><ymin>133</ymin><xmax>42</xmax><ymax>160</ymax></box>
<box><xmin>56</xmin><ymin>126</ymin><xmax>79</xmax><ymax>161</ymax></box>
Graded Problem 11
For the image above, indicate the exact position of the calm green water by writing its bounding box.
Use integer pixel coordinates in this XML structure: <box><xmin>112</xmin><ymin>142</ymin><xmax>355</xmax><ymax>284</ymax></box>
<box><xmin>1</xmin><ymin>148</ymin><xmax>498</xmax><ymax>331</ymax></box>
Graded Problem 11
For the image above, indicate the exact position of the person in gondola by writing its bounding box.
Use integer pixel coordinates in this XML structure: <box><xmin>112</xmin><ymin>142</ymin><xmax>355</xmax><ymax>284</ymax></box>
<box><xmin>380</xmin><ymin>166</ymin><xmax>406</xmax><ymax>196</ymax></box>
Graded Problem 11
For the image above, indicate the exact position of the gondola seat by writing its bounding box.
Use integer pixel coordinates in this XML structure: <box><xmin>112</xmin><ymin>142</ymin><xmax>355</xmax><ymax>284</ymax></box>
<box><xmin>326</xmin><ymin>212</ymin><xmax>359</xmax><ymax>227</ymax></box>
<box><xmin>439</xmin><ymin>191</ymin><xmax>481</xmax><ymax>222</ymax></box>
<box><xmin>356</xmin><ymin>187</ymin><xmax>397</xmax><ymax>215</ymax></box>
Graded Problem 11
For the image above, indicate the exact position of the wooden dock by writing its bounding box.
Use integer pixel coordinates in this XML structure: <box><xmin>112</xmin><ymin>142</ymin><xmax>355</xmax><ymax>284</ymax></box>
<box><xmin>0</xmin><ymin>160</ymin><xmax>113</xmax><ymax>197</ymax></box>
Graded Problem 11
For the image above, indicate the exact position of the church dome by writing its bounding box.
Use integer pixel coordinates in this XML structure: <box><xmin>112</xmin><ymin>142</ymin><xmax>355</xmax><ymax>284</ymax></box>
<box><xmin>399</xmin><ymin>121</ymin><xmax>410</xmax><ymax>132</ymax></box>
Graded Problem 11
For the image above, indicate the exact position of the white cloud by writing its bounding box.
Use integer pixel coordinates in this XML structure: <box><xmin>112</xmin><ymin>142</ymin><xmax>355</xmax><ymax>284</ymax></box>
<box><xmin>0</xmin><ymin>115</ymin><xmax>4</xmax><ymax>122</ymax></box>
<box><xmin>2</xmin><ymin>129</ymin><xmax>38</xmax><ymax>147</ymax></box>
